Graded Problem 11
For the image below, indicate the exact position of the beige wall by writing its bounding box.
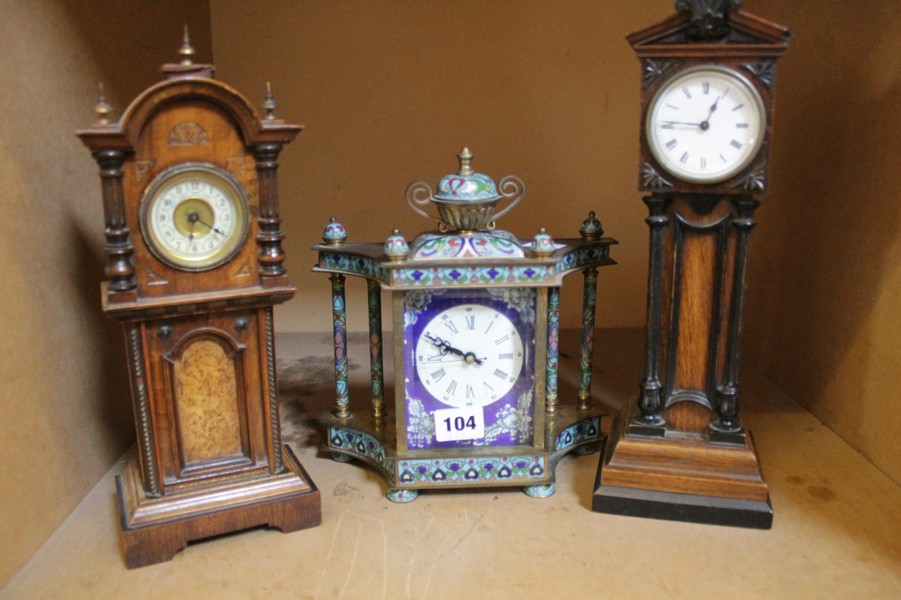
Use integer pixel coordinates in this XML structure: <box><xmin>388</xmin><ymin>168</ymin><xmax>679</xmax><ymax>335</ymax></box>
<box><xmin>210</xmin><ymin>0</ymin><xmax>674</xmax><ymax>334</ymax></box>
<box><xmin>743</xmin><ymin>0</ymin><xmax>901</xmax><ymax>484</ymax></box>
<box><xmin>0</xmin><ymin>0</ymin><xmax>211</xmax><ymax>586</ymax></box>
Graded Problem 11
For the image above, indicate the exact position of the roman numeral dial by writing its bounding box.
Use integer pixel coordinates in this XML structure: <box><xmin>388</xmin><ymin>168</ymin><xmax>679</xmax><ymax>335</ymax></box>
<box><xmin>414</xmin><ymin>303</ymin><xmax>525</xmax><ymax>408</ymax></box>
<box><xmin>646</xmin><ymin>66</ymin><xmax>766</xmax><ymax>184</ymax></box>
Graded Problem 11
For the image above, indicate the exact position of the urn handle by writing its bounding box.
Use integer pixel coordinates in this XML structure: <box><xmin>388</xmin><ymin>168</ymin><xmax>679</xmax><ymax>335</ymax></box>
<box><xmin>405</xmin><ymin>180</ymin><xmax>438</xmax><ymax>221</ymax></box>
<box><xmin>490</xmin><ymin>174</ymin><xmax>525</xmax><ymax>222</ymax></box>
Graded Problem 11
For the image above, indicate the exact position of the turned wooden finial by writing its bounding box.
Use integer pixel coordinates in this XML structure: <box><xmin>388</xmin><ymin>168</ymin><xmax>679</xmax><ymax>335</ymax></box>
<box><xmin>94</xmin><ymin>82</ymin><xmax>113</xmax><ymax>125</ymax></box>
<box><xmin>178</xmin><ymin>25</ymin><xmax>195</xmax><ymax>65</ymax></box>
<box><xmin>160</xmin><ymin>25</ymin><xmax>214</xmax><ymax>79</ymax></box>
<box><xmin>263</xmin><ymin>82</ymin><xmax>278</xmax><ymax>120</ymax></box>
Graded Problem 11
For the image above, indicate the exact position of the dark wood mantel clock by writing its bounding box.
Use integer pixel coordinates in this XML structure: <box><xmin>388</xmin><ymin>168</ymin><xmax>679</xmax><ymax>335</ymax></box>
<box><xmin>77</xmin><ymin>33</ymin><xmax>320</xmax><ymax>567</ymax></box>
<box><xmin>593</xmin><ymin>1</ymin><xmax>791</xmax><ymax>528</ymax></box>
<box><xmin>314</xmin><ymin>148</ymin><xmax>616</xmax><ymax>502</ymax></box>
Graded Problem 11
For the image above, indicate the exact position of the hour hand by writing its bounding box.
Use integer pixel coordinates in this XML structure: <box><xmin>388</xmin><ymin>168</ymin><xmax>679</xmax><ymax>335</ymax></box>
<box><xmin>424</xmin><ymin>334</ymin><xmax>484</xmax><ymax>365</ymax></box>
<box><xmin>424</xmin><ymin>333</ymin><xmax>463</xmax><ymax>357</ymax></box>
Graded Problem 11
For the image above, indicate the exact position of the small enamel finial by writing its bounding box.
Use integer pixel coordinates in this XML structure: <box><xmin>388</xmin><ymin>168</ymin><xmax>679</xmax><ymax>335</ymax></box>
<box><xmin>531</xmin><ymin>228</ymin><xmax>556</xmax><ymax>257</ymax></box>
<box><xmin>322</xmin><ymin>217</ymin><xmax>348</xmax><ymax>245</ymax></box>
<box><xmin>384</xmin><ymin>229</ymin><xmax>410</xmax><ymax>261</ymax></box>
<box><xmin>580</xmin><ymin>210</ymin><xmax>604</xmax><ymax>241</ymax></box>
<box><xmin>458</xmin><ymin>147</ymin><xmax>474</xmax><ymax>176</ymax></box>
<box><xmin>263</xmin><ymin>82</ymin><xmax>277</xmax><ymax>120</ymax></box>
<box><xmin>94</xmin><ymin>83</ymin><xmax>113</xmax><ymax>125</ymax></box>
<box><xmin>178</xmin><ymin>25</ymin><xmax>195</xmax><ymax>66</ymax></box>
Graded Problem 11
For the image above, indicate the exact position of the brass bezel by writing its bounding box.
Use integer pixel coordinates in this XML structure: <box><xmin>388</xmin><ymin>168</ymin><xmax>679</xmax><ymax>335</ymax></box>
<box><xmin>646</xmin><ymin>65</ymin><xmax>767</xmax><ymax>185</ymax></box>
<box><xmin>139</xmin><ymin>162</ymin><xmax>250</xmax><ymax>272</ymax></box>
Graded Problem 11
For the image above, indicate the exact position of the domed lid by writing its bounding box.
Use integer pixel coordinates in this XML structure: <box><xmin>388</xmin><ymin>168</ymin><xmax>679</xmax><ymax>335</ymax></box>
<box><xmin>433</xmin><ymin>148</ymin><xmax>500</xmax><ymax>202</ymax></box>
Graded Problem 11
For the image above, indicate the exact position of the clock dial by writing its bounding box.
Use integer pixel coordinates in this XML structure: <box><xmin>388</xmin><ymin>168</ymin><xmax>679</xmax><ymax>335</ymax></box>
<box><xmin>140</xmin><ymin>163</ymin><xmax>249</xmax><ymax>270</ymax></box>
<box><xmin>403</xmin><ymin>289</ymin><xmax>536</xmax><ymax>449</ymax></box>
<box><xmin>415</xmin><ymin>303</ymin><xmax>524</xmax><ymax>408</ymax></box>
<box><xmin>646</xmin><ymin>66</ymin><xmax>766</xmax><ymax>184</ymax></box>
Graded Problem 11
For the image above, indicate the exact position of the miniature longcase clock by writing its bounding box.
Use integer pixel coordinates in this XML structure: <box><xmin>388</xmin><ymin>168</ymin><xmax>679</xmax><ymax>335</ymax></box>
<box><xmin>77</xmin><ymin>33</ymin><xmax>320</xmax><ymax>568</ymax></box>
<box><xmin>593</xmin><ymin>1</ymin><xmax>791</xmax><ymax>527</ymax></box>
<box><xmin>314</xmin><ymin>148</ymin><xmax>616</xmax><ymax>501</ymax></box>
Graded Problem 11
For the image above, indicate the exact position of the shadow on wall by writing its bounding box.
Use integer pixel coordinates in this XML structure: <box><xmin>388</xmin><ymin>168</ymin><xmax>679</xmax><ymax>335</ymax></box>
<box><xmin>60</xmin><ymin>0</ymin><xmax>213</xmax><ymax>109</ymax></box>
<box><xmin>744</xmin><ymin>1</ymin><xmax>901</xmax><ymax>480</ymax></box>
<box><xmin>68</xmin><ymin>223</ymin><xmax>134</xmax><ymax>456</ymax></box>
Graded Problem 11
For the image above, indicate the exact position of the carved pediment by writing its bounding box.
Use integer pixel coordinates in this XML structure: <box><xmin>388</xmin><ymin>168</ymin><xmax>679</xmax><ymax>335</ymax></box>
<box><xmin>628</xmin><ymin>2</ymin><xmax>791</xmax><ymax>57</ymax></box>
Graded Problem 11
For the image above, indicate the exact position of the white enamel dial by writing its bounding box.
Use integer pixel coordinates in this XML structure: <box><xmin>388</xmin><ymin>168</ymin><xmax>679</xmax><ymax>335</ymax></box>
<box><xmin>140</xmin><ymin>163</ymin><xmax>249</xmax><ymax>271</ymax></box>
<box><xmin>646</xmin><ymin>66</ymin><xmax>766</xmax><ymax>184</ymax></box>
<box><xmin>415</xmin><ymin>303</ymin><xmax>524</xmax><ymax>408</ymax></box>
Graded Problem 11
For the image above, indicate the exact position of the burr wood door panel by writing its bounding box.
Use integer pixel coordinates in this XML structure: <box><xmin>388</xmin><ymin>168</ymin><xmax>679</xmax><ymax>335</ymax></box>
<box><xmin>139</xmin><ymin>310</ymin><xmax>272</xmax><ymax>492</ymax></box>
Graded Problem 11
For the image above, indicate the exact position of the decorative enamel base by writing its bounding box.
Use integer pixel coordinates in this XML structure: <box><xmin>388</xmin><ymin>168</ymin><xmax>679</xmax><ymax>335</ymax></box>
<box><xmin>387</xmin><ymin>488</ymin><xmax>420</xmax><ymax>503</ymax></box>
<box><xmin>522</xmin><ymin>484</ymin><xmax>555</xmax><ymax>498</ymax></box>
<box><xmin>324</xmin><ymin>409</ymin><xmax>602</xmax><ymax>502</ymax></box>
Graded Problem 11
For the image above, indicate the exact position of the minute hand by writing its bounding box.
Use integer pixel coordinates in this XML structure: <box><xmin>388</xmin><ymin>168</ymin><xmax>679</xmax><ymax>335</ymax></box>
<box><xmin>659</xmin><ymin>120</ymin><xmax>704</xmax><ymax>128</ymax></box>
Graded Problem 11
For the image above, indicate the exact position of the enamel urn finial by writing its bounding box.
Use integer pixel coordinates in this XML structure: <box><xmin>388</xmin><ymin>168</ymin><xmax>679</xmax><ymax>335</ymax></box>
<box><xmin>405</xmin><ymin>148</ymin><xmax>524</xmax><ymax>233</ymax></box>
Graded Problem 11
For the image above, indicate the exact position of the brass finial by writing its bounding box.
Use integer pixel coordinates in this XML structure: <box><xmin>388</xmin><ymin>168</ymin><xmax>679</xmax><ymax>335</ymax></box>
<box><xmin>263</xmin><ymin>82</ymin><xmax>277</xmax><ymax>120</ymax></box>
<box><xmin>178</xmin><ymin>25</ymin><xmax>195</xmax><ymax>66</ymax></box>
<box><xmin>458</xmin><ymin>147</ymin><xmax>474</xmax><ymax>176</ymax></box>
<box><xmin>94</xmin><ymin>83</ymin><xmax>113</xmax><ymax>125</ymax></box>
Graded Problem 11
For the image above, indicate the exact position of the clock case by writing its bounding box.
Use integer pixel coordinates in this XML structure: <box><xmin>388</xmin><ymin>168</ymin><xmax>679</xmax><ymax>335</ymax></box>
<box><xmin>593</xmin><ymin>2</ymin><xmax>791</xmax><ymax>528</ymax></box>
<box><xmin>77</xmin><ymin>43</ymin><xmax>320</xmax><ymax>567</ymax></box>
<box><xmin>314</xmin><ymin>153</ymin><xmax>617</xmax><ymax>502</ymax></box>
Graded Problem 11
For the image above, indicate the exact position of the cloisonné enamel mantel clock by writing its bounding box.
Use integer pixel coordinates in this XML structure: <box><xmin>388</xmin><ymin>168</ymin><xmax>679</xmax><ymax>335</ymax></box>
<box><xmin>314</xmin><ymin>149</ymin><xmax>616</xmax><ymax>501</ymax></box>
<box><xmin>593</xmin><ymin>1</ymin><xmax>791</xmax><ymax>527</ymax></box>
<box><xmin>77</xmin><ymin>33</ymin><xmax>320</xmax><ymax>567</ymax></box>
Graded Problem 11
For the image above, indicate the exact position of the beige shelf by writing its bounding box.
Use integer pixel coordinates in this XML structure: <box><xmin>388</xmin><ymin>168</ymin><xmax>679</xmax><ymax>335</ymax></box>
<box><xmin>4</xmin><ymin>329</ymin><xmax>899</xmax><ymax>599</ymax></box>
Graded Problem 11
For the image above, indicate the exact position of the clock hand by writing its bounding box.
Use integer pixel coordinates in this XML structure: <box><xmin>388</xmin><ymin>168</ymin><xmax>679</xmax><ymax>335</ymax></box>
<box><xmin>658</xmin><ymin>120</ymin><xmax>704</xmax><ymax>128</ymax></box>
<box><xmin>424</xmin><ymin>333</ymin><xmax>458</xmax><ymax>356</ymax></box>
<box><xmin>424</xmin><ymin>334</ymin><xmax>466</xmax><ymax>358</ymax></box>
<box><xmin>187</xmin><ymin>211</ymin><xmax>199</xmax><ymax>241</ymax></box>
<box><xmin>462</xmin><ymin>352</ymin><xmax>484</xmax><ymax>366</ymax></box>
<box><xmin>660</xmin><ymin>92</ymin><xmax>728</xmax><ymax>131</ymax></box>
<box><xmin>187</xmin><ymin>211</ymin><xmax>226</xmax><ymax>236</ymax></box>
<box><xmin>424</xmin><ymin>334</ymin><xmax>485</xmax><ymax>365</ymax></box>
<box><xmin>699</xmin><ymin>90</ymin><xmax>727</xmax><ymax>130</ymax></box>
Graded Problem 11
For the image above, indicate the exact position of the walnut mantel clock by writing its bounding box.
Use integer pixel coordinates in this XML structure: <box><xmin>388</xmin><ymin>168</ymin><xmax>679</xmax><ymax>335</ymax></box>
<box><xmin>593</xmin><ymin>1</ymin><xmax>791</xmax><ymax>528</ymax></box>
<box><xmin>77</xmin><ymin>33</ymin><xmax>320</xmax><ymax>567</ymax></box>
<box><xmin>314</xmin><ymin>148</ymin><xmax>616</xmax><ymax>502</ymax></box>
